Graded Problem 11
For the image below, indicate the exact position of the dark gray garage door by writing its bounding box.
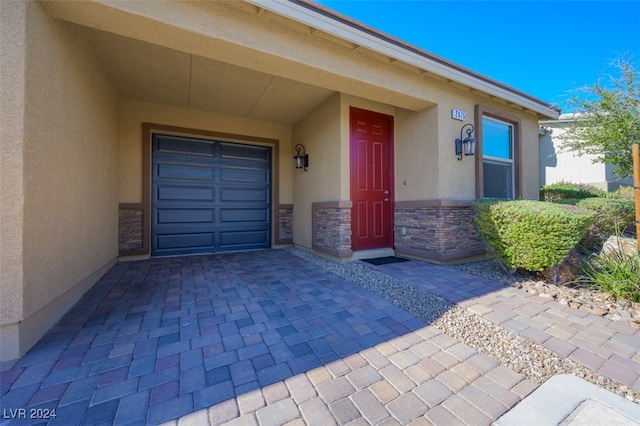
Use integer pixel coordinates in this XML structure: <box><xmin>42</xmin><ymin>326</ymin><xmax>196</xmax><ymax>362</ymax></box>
<box><xmin>152</xmin><ymin>134</ymin><xmax>271</xmax><ymax>256</ymax></box>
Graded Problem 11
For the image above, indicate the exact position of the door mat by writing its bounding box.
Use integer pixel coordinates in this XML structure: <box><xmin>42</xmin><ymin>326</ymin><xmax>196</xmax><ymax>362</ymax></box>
<box><xmin>360</xmin><ymin>256</ymin><xmax>410</xmax><ymax>265</ymax></box>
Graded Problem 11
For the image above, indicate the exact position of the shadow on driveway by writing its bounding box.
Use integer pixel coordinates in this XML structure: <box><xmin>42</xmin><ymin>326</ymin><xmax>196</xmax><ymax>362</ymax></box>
<box><xmin>2</xmin><ymin>249</ymin><xmax>448</xmax><ymax>424</ymax></box>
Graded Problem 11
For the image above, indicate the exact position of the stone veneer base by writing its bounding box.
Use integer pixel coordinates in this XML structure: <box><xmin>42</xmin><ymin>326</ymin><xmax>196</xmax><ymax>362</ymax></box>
<box><xmin>312</xmin><ymin>201</ymin><xmax>353</xmax><ymax>259</ymax></box>
<box><xmin>308</xmin><ymin>199</ymin><xmax>486</xmax><ymax>263</ymax></box>
<box><xmin>394</xmin><ymin>200</ymin><xmax>486</xmax><ymax>263</ymax></box>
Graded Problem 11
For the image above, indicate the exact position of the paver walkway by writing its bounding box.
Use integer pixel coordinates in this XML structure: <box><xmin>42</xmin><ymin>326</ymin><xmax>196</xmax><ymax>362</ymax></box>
<box><xmin>376</xmin><ymin>260</ymin><xmax>640</xmax><ymax>391</ymax></box>
<box><xmin>0</xmin><ymin>249</ymin><xmax>638</xmax><ymax>425</ymax></box>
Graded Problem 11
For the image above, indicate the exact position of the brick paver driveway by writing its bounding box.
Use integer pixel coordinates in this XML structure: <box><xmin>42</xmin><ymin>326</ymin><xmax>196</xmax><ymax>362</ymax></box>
<box><xmin>1</xmin><ymin>250</ymin><xmax>537</xmax><ymax>425</ymax></box>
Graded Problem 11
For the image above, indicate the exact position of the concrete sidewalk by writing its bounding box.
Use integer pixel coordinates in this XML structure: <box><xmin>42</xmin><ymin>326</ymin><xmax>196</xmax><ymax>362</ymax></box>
<box><xmin>1</xmin><ymin>249</ymin><xmax>639</xmax><ymax>425</ymax></box>
<box><xmin>495</xmin><ymin>374</ymin><xmax>640</xmax><ymax>425</ymax></box>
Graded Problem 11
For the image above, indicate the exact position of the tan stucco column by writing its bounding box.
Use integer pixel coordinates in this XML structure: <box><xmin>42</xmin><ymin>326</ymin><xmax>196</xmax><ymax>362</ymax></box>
<box><xmin>1</xmin><ymin>0</ymin><xmax>27</xmax><ymax>362</ymax></box>
<box><xmin>1</xmin><ymin>0</ymin><xmax>120</xmax><ymax>362</ymax></box>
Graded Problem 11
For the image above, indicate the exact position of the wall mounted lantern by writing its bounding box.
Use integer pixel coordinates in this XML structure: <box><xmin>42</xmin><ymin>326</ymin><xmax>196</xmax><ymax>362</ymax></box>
<box><xmin>455</xmin><ymin>123</ymin><xmax>476</xmax><ymax>160</ymax></box>
<box><xmin>294</xmin><ymin>144</ymin><xmax>309</xmax><ymax>171</ymax></box>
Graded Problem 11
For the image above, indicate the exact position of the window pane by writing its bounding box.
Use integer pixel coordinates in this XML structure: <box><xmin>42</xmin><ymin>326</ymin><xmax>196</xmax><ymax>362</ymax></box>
<box><xmin>483</xmin><ymin>117</ymin><xmax>512</xmax><ymax>159</ymax></box>
<box><xmin>483</xmin><ymin>160</ymin><xmax>513</xmax><ymax>199</ymax></box>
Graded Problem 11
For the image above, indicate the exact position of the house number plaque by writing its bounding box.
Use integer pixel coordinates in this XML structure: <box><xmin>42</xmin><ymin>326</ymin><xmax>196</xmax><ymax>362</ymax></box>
<box><xmin>451</xmin><ymin>109</ymin><xmax>466</xmax><ymax>121</ymax></box>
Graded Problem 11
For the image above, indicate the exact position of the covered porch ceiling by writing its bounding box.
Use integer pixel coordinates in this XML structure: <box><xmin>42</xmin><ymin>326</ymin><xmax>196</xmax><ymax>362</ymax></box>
<box><xmin>75</xmin><ymin>23</ymin><xmax>337</xmax><ymax>126</ymax></box>
<box><xmin>42</xmin><ymin>0</ymin><xmax>558</xmax><ymax>121</ymax></box>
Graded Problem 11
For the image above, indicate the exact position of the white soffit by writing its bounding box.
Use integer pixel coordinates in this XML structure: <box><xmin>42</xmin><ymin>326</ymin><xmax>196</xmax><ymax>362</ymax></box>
<box><xmin>247</xmin><ymin>0</ymin><xmax>560</xmax><ymax>119</ymax></box>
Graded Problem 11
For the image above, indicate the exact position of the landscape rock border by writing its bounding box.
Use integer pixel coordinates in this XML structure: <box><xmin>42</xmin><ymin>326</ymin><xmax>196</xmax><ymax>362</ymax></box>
<box><xmin>451</xmin><ymin>259</ymin><xmax>640</xmax><ymax>327</ymax></box>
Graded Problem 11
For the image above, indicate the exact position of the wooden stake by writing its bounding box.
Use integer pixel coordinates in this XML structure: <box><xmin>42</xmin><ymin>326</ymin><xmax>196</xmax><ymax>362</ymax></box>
<box><xmin>633</xmin><ymin>144</ymin><xmax>640</xmax><ymax>252</ymax></box>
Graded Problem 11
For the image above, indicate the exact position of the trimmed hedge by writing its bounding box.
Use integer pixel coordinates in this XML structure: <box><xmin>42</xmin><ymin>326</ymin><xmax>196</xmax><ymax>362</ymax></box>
<box><xmin>577</xmin><ymin>198</ymin><xmax>636</xmax><ymax>248</ymax></box>
<box><xmin>474</xmin><ymin>199</ymin><xmax>595</xmax><ymax>272</ymax></box>
<box><xmin>539</xmin><ymin>181</ymin><xmax>605</xmax><ymax>202</ymax></box>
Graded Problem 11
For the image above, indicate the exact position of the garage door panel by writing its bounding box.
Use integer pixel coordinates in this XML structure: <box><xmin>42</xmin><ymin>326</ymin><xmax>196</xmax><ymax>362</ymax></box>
<box><xmin>220</xmin><ymin>187</ymin><xmax>269</xmax><ymax>202</ymax></box>
<box><xmin>152</xmin><ymin>134</ymin><xmax>271</xmax><ymax>256</ymax></box>
<box><xmin>220</xmin><ymin>166</ymin><xmax>269</xmax><ymax>184</ymax></box>
<box><xmin>156</xmin><ymin>162</ymin><xmax>214</xmax><ymax>181</ymax></box>
<box><xmin>157</xmin><ymin>186</ymin><xmax>215</xmax><ymax>202</ymax></box>
<box><xmin>220</xmin><ymin>142</ymin><xmax>270</xmax><ymax>162</ymax></box>
<box><xmin>157</xmin><ymin>136</ymin><xmax>214</xmax><ymax>157</ymax></box>
<box><xmin>156</xmin><ymin>208</ymin><xmax>214</xmax><ymax>224</ymax></box>
<box><xmin>220</xmin><ymin>230</ymin><xmax>270</xmax><ymax>247</ymax></box>
<box><xmin>156</xmin><ymin>232</ymin><xmax>215</xmax><ymax>250</ymax></box>
<box><xmin>220</xmin><ymin>208</ymin><xmax>268</xmax><ymax>223</ymax></box>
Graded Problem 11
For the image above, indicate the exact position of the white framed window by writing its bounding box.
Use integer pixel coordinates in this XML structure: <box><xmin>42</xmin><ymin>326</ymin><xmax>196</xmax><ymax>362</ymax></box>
<box><xmin>482</xmin><ymin>117</ymin><xmax>514</xmax><ymax>199</ymax></box>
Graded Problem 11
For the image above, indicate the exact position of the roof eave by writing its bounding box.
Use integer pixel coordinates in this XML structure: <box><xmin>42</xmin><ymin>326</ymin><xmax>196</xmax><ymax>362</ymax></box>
<box><xmin>245</xmin><ymin>0</ymin><xmax>560</xmax><ymax>119</ymax></box>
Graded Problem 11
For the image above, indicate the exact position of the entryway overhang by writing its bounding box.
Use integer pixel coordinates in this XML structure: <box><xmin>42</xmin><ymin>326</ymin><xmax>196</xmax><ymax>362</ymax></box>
<box><xmin>40</xmin><ymin>0</ymin><xmax>436</xmax><ymax>125</ymax></box>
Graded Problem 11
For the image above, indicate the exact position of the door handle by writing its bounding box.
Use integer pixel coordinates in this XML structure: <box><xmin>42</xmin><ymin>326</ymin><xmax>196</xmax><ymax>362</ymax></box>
<box><xmin>384</xmin><ymin>198</ymin><xmax>390</xmax><ymax>202</ymax></box>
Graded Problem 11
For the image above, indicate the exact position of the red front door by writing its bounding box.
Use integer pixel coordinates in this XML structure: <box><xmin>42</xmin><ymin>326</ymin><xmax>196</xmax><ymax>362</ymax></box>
<box><xmin>350</xmin><ymin>107</ymin><xmax>394</xmax><ymax>251</ymax></box>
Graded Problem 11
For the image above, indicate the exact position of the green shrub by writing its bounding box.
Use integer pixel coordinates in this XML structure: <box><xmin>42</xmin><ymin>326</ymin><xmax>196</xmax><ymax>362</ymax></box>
<box><xmin>473</xmin><ymin>199</ymin><xmax>509</xmax><ymax>266</ymax></box>
<box><xmin>583</xmin><ymin>250</ymin><xmax>640</xmax><ymax>302</ymax></box>
<box><xmin>577</xmin><ymin>198</ymin><xmax>635</xmax><ymax>249</ymax></box>
<box><xmin>551</xmin><ymin>198</ymin><xmax>582</xmax><ymax>206</ymax></box>
<box><xmin>473</xmin><ymin>199</ymin><xmax>595</xmax><ymax>272</ymax></box>
<box><xmin>605</xmin><ymin>185</ymin><xmax>636</xmax><ymax>201</ymax></box>
<box><xmin>540</xmin><ymin>181</ymin><xmax>605</xmax><ymax>202</ymax></box>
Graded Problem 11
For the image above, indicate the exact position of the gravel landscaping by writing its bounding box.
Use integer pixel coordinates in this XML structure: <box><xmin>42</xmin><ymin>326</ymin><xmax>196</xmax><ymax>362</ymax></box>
<box><xmin>452</xmin><ymin>259</ymin><xmax>640</xmax><ymax>327</ymax></box>
<box><xmin>287</xmin><ymin>247</ymin><xmax>640</xmax><ymax>404</ymax></box>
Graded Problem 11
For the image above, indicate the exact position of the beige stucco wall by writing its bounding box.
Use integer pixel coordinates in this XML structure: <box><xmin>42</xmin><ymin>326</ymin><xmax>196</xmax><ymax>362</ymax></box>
<box><xmin>118</xmin><ymin>99</ymin><xmax>294</xmax><ymax>207</ymax></box>
<box><xmin>520</xmin><ymin>116</ymin><xmax>542</xmax><ymax>200</ymax></box>
<box><xmin>1</xmin><ymin>0</ymin><xmax>28</xmax><ymax>360</ymax></box>
<box><xmin>291</xmin><ymin>94</ymin><xmax>342</xmax><ymax>248</ymax></box>
<box><xmin>395</xmin><ymin>107</ymin><xmax>440</xmax><ymax>201</ymax></box>
<box><xmin>0</xmin><ymin>1</ymin><xmax>119</xmax><ymax>361</ymax></box>
<box><xmin>436</xmin><ymin>97</ymin><xmax>479</xmax><ymax>200</ymax></box>
<box><xmin>434</xmin><ymin>94</ymin><xmax>542</xmax><ymax>201</ymax></box>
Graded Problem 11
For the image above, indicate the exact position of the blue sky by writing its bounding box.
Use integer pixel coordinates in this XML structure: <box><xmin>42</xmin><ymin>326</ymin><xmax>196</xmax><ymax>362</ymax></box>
<box><xmin>314</xmin><ymin>0</ymin><xmax>640</xmax><ymax>112</ymax></box>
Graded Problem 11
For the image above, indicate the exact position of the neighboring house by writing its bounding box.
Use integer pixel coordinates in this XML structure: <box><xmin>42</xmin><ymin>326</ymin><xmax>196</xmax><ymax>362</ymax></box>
<box><xmin>0</xmin><ymin>0</ymin><xmax>559</xmax><ymax>361</ymax></box>
<box><xmin>539</xmin><ymin>115</ymin><xmax>633</xmax><ymax>191</ymax></box>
